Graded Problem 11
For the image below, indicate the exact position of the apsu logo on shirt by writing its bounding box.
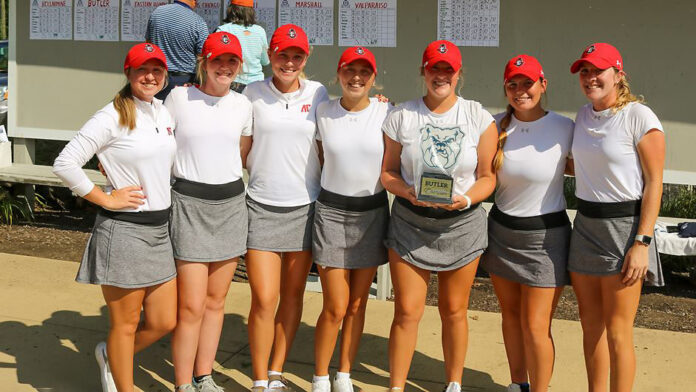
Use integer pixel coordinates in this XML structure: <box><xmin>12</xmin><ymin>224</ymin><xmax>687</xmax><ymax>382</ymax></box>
<box><xmin>167</xmin><ymin>127</ymin><xmax>173</xmax><ymax>136</ymax></box>
<box><xmin>301</xmin><ymin>104</ymin><xmax>311</xmax><ymax>113</ymax></box>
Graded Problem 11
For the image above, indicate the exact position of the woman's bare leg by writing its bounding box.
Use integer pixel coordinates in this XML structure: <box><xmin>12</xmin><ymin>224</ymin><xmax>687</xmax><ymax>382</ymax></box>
<box><xmin>247</xmin><ymin>250</ymin><xmax>282</xmax><ymax>381</ymax></box>
<box><xmin>490</xmin><ymin>274</ymin><xmax>527</xmax><ymax>385</ymax></box>
<box><xmin>388</xmin><ymin>250</ymin><xmax>429</xmax><ymax>389</ymax></box>
<box><xmin>269</xmin><ymin>250</ymin><xmax>314</xmax><ymax>372</ymax></box>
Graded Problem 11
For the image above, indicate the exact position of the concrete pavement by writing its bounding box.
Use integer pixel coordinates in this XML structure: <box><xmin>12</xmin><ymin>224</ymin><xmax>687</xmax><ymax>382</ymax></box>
<box><xmin>0</xmin><ymin>252</ymin><xmax>694</xmax><ymax>391</ymax></box>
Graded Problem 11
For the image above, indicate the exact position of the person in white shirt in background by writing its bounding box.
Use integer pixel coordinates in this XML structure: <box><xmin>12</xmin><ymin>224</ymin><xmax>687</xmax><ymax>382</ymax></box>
<box><xmin>479</xmin><ymin>54</ymin><xmax>574</xmax><ymax>392</ymax></box>
<box><xmin>567</xmin><ymin>43</ymin><xmax>664</xmax><ymax>392</ymax></box>
<box><xmin>165</xmin><ymin>32</ymin><xmax>252</xmax><ymax>392</ymax></box>
<box><xmin>242</xmin><ymin>24</ymin><xmax>329</xmax><ymax>392</ymax></box>
<box><xmin>53</xmin><ymin>43</ymin><xmax>177</xmax><ymax>392</ymax></box>
<box><xmin>381</xmin><ymin>40</ymin><xmax>498</xmax><ymax>392</ymax></box>
<box><xmin>310</xmin><ymin>46</ymin><xmax>390</xmax><ymax>392</ymax></box>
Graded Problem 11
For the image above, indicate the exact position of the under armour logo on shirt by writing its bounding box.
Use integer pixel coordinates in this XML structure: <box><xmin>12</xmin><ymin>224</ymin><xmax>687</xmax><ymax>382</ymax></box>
<box><xmin>301</xmin><ymin>104</ymin><xmax>311</xmax><ymax>112</ymax></box>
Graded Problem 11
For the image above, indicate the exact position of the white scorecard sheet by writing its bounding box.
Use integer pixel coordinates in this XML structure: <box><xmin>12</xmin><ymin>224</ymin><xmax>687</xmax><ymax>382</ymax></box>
<box><xmin>255</xmin><ymin>0</ymin><xmax>277</xmax><ymax>43</ymax></box>
<box><xmin>30</xmin><ymin>0</ymin><xmax>72</xmax><ymax>40</ymax></box>
<box><xmin>121</xmin><ymin>0</ymin><xmax>168</xmax><ymax>42</ymax></box>
<box><xmin>278</xmin><ymin>0</ymin><xmax>334</xmax><ymax>46</ymax></box>
<box><xmin>74</xmin><ymin>0</ymin><xmax>120</xmax><ymax>41</ymax></box>
<box><xmin>339</xmin><ymin>0</ymin><xmax>396</xmax><ymax>47</ymax></box>
<box><xmin>437</xmin><ymin>0</ymin><xmax>500</xmax><ymax>47</ymax></box>
<box><xmin>195</xmin><ymin>0</ymin><xmax>222</xmax><ymax>33</ymax></box>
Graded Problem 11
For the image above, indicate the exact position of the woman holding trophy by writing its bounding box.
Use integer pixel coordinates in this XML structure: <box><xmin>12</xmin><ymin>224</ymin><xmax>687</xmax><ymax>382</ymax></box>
<box><xmin>380</xmin><ymin>40</ymin><xmax>498</xmax><ymax>392</ymax></box>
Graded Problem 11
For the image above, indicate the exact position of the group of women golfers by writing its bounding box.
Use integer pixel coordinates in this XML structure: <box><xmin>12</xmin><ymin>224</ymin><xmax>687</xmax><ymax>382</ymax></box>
<box><xmin>53</xmin><ymin>18</ymin><xmax>664</xmax><ymax>392</ymax></box>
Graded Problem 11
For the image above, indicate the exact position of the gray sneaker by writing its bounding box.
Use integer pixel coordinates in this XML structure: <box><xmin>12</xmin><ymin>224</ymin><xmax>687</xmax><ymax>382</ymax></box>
<box><xmin>175</xmin><ymin>384</ymin><xmax>197</xmax><ymax>392</ymax></box>
<box><xmin>195</xmin><ymin>375</ymin><xmax>225</xmax><ymax>392</ymax></box>
<box><xmin>267</xmin><ymin>374</ymin><xmax>293</xmax><ymax>391</ymax></box>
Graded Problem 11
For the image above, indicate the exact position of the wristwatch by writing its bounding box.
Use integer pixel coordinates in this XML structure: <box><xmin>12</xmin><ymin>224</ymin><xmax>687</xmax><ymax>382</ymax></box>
<box><xmin>634</xmin><ymin>234</ymin><xmax>652</xmax><ymax>246</ymax></box>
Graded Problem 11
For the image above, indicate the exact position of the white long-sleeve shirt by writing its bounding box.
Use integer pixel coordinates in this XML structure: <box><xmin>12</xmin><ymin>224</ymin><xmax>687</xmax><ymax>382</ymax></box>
<box><xmin>53</xmin><ymin>97</ymin><xmax>177</xmax><ymax>212</ymax></box>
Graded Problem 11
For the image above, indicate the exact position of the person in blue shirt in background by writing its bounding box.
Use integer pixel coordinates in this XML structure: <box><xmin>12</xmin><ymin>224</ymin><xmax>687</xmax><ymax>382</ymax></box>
<box><xmin>216</xmin><ymin>0</ymin><xmax>270</xmax><ymax>93</ymax></box>
<box><xmin>146</xmin><ymin>0</ymin><xmax>209</xmax><ymax>100</ymax></box>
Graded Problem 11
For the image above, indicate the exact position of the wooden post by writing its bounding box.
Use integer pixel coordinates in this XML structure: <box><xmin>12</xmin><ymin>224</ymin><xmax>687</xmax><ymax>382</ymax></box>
<box><xmin>11</xmin><ymin>137</ymin><xmax>35</xmax><ymax>207</ymax></box>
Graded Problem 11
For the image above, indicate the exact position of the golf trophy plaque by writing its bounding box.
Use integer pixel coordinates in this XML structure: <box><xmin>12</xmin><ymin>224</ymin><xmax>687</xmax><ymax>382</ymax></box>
<box><xmin>413</xmin><ymin>124</ymin><xmax>465</xmax><ymax>204</ymax></box>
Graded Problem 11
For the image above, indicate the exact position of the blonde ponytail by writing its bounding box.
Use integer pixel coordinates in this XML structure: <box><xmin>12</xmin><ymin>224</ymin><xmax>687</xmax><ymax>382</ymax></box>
<box><xmin>493</xmin><ymin>104</ymin><xmax>514</xmax><ymax>172</ymax></box>
<box><xmin>113</xmin><ymin>83</ymin><xmax>136</xmax><ymax>131</ymax></box>
<box><xmin>613</xmin><ymin>72</ymin><xmax>643</xmax><ymax>113</ymax></box>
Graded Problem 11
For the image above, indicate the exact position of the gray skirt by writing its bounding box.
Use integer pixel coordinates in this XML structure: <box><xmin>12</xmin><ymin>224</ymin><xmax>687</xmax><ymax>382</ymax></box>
<box><xmin>77</xmin><ymin>213</ymin><xmax>176</xmax><ymax>289</ymax></box>
<box><xmin>246</xmin><ymin>196</ymin><xmax>314</xmax><ymax>252</ymax></box>
<box><xmin>481</xmin><ymin>217</ymin><xmax>571</xmax><ymax>287</ymax></box>
<box><xmin>170</xmin><ymin>190</ymin><xmax>248</xmax><ymax>262</ymax></box>
<box><xmin>568</xmin><ymin>212</ymin><xmax>664</xmax><ymax>286</ymax></box>
<box><xmin>385</xmin><ymin>200</ymin><xmax>488</xmax><ymax>272</ymax></box>
<box><xmin>312</xmin><ymin>200</ymin><xmax>388</xmax><ymax>269</ymax></box>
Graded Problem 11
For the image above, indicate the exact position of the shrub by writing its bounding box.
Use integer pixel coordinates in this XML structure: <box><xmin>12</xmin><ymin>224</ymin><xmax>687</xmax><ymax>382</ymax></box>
<box><xmin>0</xmin><ymin>185</ymin><xmax>33</xmax><ymax>225</ymax></box>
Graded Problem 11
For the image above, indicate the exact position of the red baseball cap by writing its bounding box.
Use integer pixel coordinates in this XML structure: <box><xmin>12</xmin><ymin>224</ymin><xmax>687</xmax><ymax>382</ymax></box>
<box><xmin>202</xmin><ymin>32</ymin><xmax>243</xmax><ymax>61</ymax></box>
<box><xmin>570</xmin><ymin>42</ymin><xmax>623</xmax><ymax>73</ymax></box>
<box><xmin>504</xmin><ymin>54</ymin><xmax>544</xmax><ymax>82</ymax></box>
<box><xmin>124</xmin><ymin>43</ymin><xmax>167</xmax><ymax>72</ymax></box>
<box><xmin>337</xmin><ymin>46</ymin><xmax>377</xmax><ymax>73</ymax></box>
<box><xmin>270</xmin><ymin>24</ymin><xmax>309</xmax><ymax>54</ymax></box>
<box><xmin>422</xmin><ymin>40</ymin><xmax>462</xmax><ymax>72</ymax></box>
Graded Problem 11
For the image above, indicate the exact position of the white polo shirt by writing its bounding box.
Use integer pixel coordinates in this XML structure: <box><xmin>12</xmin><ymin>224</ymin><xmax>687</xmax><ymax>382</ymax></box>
<box><xmin>382</xmin><ymin>97</ymin><xmax>494</xmax><ymax>197</ymax></box>
<box><xmin>572</xmin><ymin>102</ymin><xmax>663</xmax><ymax>203</ymax></box>
<box><xmin>493</xmin><ymin>111</ymin><xmax>574</xmax><ymax>217</ymax></box>
<box><xmin>316</xmin><ymin>98</ymin><xmax>390</xmax><ymax>197</ymax></box>
<box><xmin>164</xmin><ymin>86</ymin><xmax>252</xmax><ymax>185</ymax></box>
<box><xmin>53</xmin><ymin>97</ymin><xmax>177</xmax><ymax>211</ymax></box>
<box><xmin>243</xmin><ymin>77</ymin><xmax>329</xmax><ymax>206</ymax></box>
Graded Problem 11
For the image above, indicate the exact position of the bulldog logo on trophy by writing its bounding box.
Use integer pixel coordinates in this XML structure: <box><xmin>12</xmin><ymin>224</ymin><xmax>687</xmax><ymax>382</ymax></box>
<box><xmin>414</xmin><ymin>124</ymin><xmax>464</xmax><ymax>204</ymax></box>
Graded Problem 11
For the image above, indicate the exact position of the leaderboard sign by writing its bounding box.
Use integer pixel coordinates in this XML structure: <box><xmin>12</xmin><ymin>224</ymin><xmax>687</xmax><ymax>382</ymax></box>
<box><xmin>29</xmin><ymin>0</ymin><xmax>500</xmax><ymax>48</ymax></box>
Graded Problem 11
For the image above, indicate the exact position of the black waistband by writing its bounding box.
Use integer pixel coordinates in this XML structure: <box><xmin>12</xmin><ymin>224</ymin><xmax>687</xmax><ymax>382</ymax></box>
<box><xmin>395</xmin><ymin>196</ymin><xmax>480</xmax><ymax>219</ymax></box>
<box><xmin>99</xmin><ymin>208</ymin><xmax>170</xmax><ymax>226</ymax></box>
<box><xmin>317</xmin><ymin>188</ymin><xmax>388</xmax><ymax>212</ymax></box>
<box><xmin>173</xmin><ymin>177</ymin><xmax>245</xmax><ymax>200</ymax></box>
<box><xmin>577</xmin><ymin>198</ymin><xmax>642</xmax><ymax>218</ymax></box>
<box><xmin>490</xmin><ymin>204</ymin><xmax>570</xmax><ymax>230</ymax></box>
<box><xmin>169</xmin><ymin>71</ymin><xmax>195</xmax><ymax>77</ymax></box>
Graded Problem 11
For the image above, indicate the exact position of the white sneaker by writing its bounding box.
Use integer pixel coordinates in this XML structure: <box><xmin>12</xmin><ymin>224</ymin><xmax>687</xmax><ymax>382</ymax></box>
<box><xmin>506</xmin><ymin>384</ymin><xmax>522</xmax><ymax>392</ymax></box>
<box><xmin>311</xmin><ymin>378</ymin><xmax>330</xmax><ymax>392</ymax></box>
<box><xmin>267</xmin><ymin>374</ymin><xmax>293</xmax><ymax>391</ymax></box>
<box><xmin>195</xmin><ymin>375</ymin><xmax>225</xmax><ymax>392</ymax></box>
<box><xmin>332</xmin><ymin>376</ymin><xmax>354</xmax><ymax>392</ymax></box>
<box><xmin>443</xmin><ymin>382</ymin><xmax>461</xmax><ymax>392</ymax></box>
<box><xmin>94</xmin><ymin>342</ymin><xmax>117</xmax><ymax>392</ymax></box>
<box><xmin>175</xmin><ymin>384</ymin><xmax>197</xmax><ymax>392</ymax></box>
